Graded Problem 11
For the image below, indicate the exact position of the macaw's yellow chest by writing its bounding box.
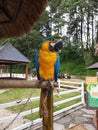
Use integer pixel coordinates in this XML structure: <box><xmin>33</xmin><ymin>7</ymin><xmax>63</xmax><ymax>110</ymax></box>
<box><xmin>38</xmin><ymin>49</ymin><xmax>57</xmax><ymax>80</ymax></box>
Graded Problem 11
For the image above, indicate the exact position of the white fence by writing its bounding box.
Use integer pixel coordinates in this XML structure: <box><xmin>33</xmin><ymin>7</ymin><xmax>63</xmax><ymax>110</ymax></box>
<box><xmin>0</xmin><ymin>73</ymin><xmax>26</xmax><ymax>78</ymax></box>
<box><xmin>0</xmin><ymin>80</ymin><xmax>85</xmax><ymax>130</ymax></box>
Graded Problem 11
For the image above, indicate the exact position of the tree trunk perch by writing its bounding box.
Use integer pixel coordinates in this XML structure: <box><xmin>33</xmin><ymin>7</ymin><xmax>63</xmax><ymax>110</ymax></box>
<box><xmin>0</xmin><ymin>80</ymin><xmax>58</xmax><ymax>89</ymax></box>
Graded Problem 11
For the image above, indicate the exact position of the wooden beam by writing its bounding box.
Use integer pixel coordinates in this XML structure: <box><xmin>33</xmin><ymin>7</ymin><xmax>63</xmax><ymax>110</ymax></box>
<box><xmin>0</xmin><ymin>80</ymin><xmax>58</xmax><ymax>89</ymax></box>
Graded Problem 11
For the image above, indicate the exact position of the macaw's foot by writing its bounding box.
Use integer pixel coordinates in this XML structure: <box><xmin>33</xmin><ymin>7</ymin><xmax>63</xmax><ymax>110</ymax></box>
<box><xmin>39</xmin><ymin>78</ymin><xmax>55</xmax><ymax>90</ymax></box>
<box><xmin>47</xmin><ymin>79</ymin><xmax>54</xmax><ymax>90</ymax></box>
<box><xmin>39</xmin><ymin>78</ymin><xmax>45</xmax><ymax>84</ymax></box>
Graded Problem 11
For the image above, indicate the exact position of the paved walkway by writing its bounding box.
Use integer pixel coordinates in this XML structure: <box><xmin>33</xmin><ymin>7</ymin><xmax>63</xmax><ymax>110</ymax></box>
<box><xmin>36</xmin><ymin>106</ymin><xmax>95</xmax><ymax>130</ymax></box>
<box><xmin>54</xmin><ymin>107</ymin><xmax>95</xmax><ymax>130</ymax></box>
<box><xmin>1</xmin><ymin>106</ymin><xmax>95</xmax><ymax>130</ymax></box>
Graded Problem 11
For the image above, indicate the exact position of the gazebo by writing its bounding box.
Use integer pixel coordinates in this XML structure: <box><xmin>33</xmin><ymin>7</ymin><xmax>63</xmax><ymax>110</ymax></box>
<box><xmin>0</xmin><ymin>43</ymin><xmax>30</xmax><ymax>80</ymax></box>
<box><xmin>87</xmin><ymin>62</ymin><xmax>98</xmax><ymax>70</ymax></box>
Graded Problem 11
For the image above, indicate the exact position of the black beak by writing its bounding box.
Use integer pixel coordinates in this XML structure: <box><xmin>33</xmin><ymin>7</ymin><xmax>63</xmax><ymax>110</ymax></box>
<box><xmin>49</xmin><ymin>39</ymin><xmax>63</xmax><ymax>52</ymax></box>
<box><xmin>54</xmin><ymin>40</ymin><xmax>63</xmax><ymax>52</ymax></box>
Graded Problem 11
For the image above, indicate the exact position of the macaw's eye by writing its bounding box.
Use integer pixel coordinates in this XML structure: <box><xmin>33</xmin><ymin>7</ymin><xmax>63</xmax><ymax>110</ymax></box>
<box><xmin>51</xmin><ymin>38</ymin><xmax>58</xmax><ymax>43</ymax></box>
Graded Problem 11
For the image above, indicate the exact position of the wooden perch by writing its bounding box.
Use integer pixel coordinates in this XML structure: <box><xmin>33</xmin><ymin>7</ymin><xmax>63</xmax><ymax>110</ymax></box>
<box><xmin>0</xmin><ymin>80</ymin><xmax>58</xmax><ymax>89</ymax></box>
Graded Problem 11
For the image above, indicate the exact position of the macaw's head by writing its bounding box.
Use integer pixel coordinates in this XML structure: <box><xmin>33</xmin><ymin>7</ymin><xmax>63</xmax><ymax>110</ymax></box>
<box><xmin>49</xmin><ymin>34</ymin><xmax>63</xmax><ymax>52</ymax></box>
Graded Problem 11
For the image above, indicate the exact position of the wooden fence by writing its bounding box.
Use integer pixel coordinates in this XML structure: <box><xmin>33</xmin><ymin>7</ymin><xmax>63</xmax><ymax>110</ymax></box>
<box><xmin>0</xmin><ymin>80</ymin><xmax>85</xmax><ymax>130</ymax></box>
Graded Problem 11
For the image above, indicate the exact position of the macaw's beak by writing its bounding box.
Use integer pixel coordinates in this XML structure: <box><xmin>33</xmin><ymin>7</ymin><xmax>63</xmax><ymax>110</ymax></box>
<box><xmin>49</xmin><ymin>39</ymin><xmax>63</xmax><ymax>52</ymax></box>
<box><xmin>54</xmin><ymin>40</ymin><xmax>63</xmax><ymax>52</ymax></box>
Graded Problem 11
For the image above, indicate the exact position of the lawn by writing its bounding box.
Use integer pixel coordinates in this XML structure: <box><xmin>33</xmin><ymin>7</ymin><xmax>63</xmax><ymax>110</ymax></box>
<box><xmin>0</xmin><ymin>87</ymin><xmax>81</xmax><ymax>120</ymax></box>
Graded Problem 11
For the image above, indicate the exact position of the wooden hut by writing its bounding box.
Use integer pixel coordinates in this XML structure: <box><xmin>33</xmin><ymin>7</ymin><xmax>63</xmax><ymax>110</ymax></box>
<box><xmin>0</xmin><ymin>43</ymin><xmax>30</xmax><ymax>80</ymax></box>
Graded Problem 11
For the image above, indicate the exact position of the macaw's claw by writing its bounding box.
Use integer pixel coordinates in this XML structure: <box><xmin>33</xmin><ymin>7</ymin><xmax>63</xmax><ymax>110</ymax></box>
<box><xmin>47</xmin><ymin>79</ymin><xmax>54</xmax><ymax>90</ymax></box>
<box><xmin>39</xmin><ymin>78</ymin><xmax>45</xmax><ymax>84</ymax></box>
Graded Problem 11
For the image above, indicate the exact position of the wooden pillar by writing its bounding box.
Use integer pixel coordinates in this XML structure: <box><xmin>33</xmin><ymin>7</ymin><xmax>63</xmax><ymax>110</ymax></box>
<box><xmin>25</xmin><ymin>64</ymin><xmax>28</xmax><ymax>80</ymax></box>
<box><xmin>10</xmin><ymin>65</ymin><xmax>12</xmax><ymax>78</ymax></box>
<box><xmin>43</xmin><ymin>90</ymin><xmax>54</xmax><ymax>130</ymax></box>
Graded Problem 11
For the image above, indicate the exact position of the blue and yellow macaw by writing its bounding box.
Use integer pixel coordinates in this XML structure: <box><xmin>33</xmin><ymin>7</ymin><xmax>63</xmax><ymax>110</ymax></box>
<box><xmin>35</xmin><ymin>35</ymin><xmax>62</xmax><ymax>117</ymax></box>
<box><xmin>35</xmin><ymin>35</ymin><xmax>62</xmax><ymax>82</ymax></box>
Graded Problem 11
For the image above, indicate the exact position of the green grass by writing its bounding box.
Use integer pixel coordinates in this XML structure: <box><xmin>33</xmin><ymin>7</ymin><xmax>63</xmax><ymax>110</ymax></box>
<box><xmin>60</xmin><ymin>61</ymin><xmax>98</xmax><ymax>76</ymax></box>
<box><xmin>0</xmin><ymin>88</ymin><xmax>40</xmax><ymax>104</ymax></box>
<box><xmin>0</xmin><ymin>88</ymin><xmax>81</xmax><ymax>120</ymax></box>
<box><xmin>60</xmin><ymin>61</ymin><xmax>86</xmax><ymax>76</ymax></box>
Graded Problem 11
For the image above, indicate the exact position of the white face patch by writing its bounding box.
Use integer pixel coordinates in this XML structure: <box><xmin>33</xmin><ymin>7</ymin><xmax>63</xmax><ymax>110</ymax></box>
<box><xmin>50</xmin><ymin>42</ymin><xmax>57</xmax><ymax>47</ymax></box>
<box><xmin>50</xmin><ymin>39</ymin><xmax>62</xmax><ymax>47</ymax></box>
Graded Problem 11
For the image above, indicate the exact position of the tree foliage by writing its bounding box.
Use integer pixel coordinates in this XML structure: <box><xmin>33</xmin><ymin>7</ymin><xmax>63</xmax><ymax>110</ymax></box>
<box><xmin>0</xmin><ymin>0</ymin><xmax>98</xmax><ymax>72</ymax></box>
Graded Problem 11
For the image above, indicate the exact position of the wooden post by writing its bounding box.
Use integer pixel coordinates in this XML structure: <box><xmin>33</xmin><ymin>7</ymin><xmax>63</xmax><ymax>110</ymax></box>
<box><xmin>10</xmin><ymin>65</ymin><xmax>12</xmax><ymax>78</ymax></box>
<box><xmin>96</xmin><ymin>110</ymin><xmax>98</xmax><ymax>130</ymax></box>
<box><xmin>42</xmin><ymin>90</ymin><xmax>54</xmax><ymax>130</ymax></box>
<box><xmin>94</xmin><ymin>110</ymin><xmax>98</xmax><ymax>130</ymax></box>
<box><xmin>47</xmin><ymin>90</ymin><xmax>53</xmax><ymax>130</ymax></box>
<box><xmin>25</xmin><ymin>64</ymin><xmax>28</xmax><ymax>80</ymax></box>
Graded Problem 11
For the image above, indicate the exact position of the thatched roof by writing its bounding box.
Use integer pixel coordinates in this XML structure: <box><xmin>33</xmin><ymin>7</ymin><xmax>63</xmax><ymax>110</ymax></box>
<box><xmin>0</xmin><ymin>43</ymin><xmax>30</xmax><ymax>64</ymax></box>
<box><xmin>0</xmin><ymin>0</ymin><xmax>50</xmax><ymax>40</ymax></box>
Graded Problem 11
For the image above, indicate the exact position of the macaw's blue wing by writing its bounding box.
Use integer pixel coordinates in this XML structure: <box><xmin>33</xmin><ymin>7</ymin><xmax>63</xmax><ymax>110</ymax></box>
<box><xmin>54</xmin><ymin>54</ymin><xmax>60</xmax><ymax>82</ymax></box>
<box><xmin>35</xmin><ymin>51</ymin><xmax>40</xmax><ymax>80</ymax></box>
